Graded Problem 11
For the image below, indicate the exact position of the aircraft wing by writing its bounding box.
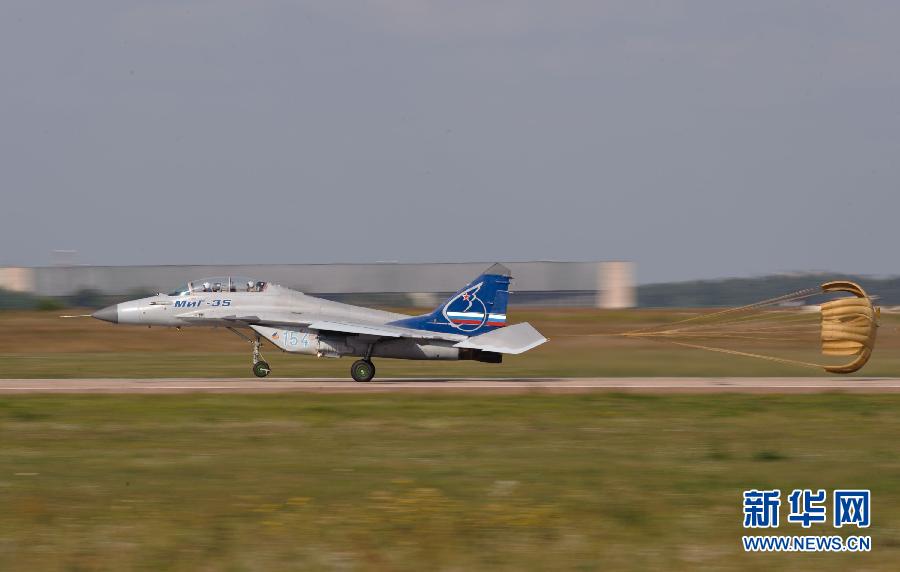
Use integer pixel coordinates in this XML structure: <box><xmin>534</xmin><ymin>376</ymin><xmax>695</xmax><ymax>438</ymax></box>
<box><xmin>453</xmin><ymin>322</ymin><xmax>547</xmax><ymax>354</ymax></box>
<box><xmin>176</xmin><ymin>309</ymin><xmax>465</xmax><ymax>342</ymax></box>
<box><xmin>176</xmin><ymin>311</ymin><xmax>314</xmax><ymax>328</ymax></box>
<box><xmin>306</xmin><ymin>320</ymin><xmax>466</xmax><ymax>342</ymax></box>
<box><xmin>226</xmin><ymin>313</ymin><xmax>314</xmax><ymax>328</ymax></box>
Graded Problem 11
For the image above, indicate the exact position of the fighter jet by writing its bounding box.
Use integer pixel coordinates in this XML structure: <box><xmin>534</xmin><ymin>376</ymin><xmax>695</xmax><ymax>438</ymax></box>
<box><xmin>91</xmin><ymin>264</ymin><xmax>547</xmax><ymax>381</ymax></box>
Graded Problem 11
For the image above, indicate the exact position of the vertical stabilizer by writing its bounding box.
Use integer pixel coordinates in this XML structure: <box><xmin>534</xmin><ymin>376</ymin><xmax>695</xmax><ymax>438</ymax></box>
<box><xmin>390</xmin><ymin>264</ymin><xmax>512</xmax><ymax>336</ymax></box>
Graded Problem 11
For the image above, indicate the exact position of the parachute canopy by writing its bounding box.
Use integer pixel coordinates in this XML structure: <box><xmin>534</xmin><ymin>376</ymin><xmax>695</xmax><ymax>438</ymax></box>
<box><xmin>819</xmin><ymin>282</ymin><xmax>878</xmax><ymax>373</ymax></box>
<box><xmin>623</xmin><ymin>281</ymin><xmax>880</xmax><ymax>374</ymax></box>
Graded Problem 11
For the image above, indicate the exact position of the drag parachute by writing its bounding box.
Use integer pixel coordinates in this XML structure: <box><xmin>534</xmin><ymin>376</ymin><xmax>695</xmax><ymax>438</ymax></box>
<box><xmin>818</xmin><ymin>282</ymin><xmax>878</xmax><ymax>373</ymax></box>
<box><xmin>623</xmin><ymin>281</ymin><xmax>880</xmax><ymax>374</ymax></box>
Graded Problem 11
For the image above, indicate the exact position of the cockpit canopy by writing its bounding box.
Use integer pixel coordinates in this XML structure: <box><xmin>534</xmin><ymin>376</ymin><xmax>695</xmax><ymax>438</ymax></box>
<box><xmin>167</xmin><ymin>277</ymin><xmax>267</xmax><ymax>296</ymax></box>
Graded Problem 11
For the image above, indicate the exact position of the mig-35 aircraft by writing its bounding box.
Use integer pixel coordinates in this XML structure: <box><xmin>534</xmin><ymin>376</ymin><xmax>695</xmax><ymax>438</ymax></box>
<box><xmin>91</xmin><ymin>264</ymin><xmax>547</xmax><ymax>381</ymax></box>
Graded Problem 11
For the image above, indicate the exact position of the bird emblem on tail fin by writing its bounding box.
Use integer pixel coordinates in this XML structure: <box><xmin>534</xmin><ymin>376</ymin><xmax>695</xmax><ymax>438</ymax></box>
<box><xmin>442</xmin><ymin>282</ymin><xmax>488</xmax><ymax>332</ymax></box>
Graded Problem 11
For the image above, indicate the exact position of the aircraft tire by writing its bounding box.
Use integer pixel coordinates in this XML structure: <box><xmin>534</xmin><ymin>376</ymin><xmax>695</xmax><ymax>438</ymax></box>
<box><xmin>351</xmin><ymin>360</ymin><xmax>375</xmax><ymax>382</ymax></box>
<box><xmin>253</xmin><ymin>361</ymin><xmax>271</xmax><ymax>378</ymax></box>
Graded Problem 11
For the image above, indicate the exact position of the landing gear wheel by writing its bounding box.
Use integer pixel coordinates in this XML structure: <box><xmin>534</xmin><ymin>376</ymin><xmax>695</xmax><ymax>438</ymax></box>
<box><xmin>253</xmin><ymin>361</ymin><xmax>271</xmax><ymax>378</ymax></box>
<box><xmin>351</xmin><ymin>360</ymin><xmax>375</xmax><ymax>382</ymax></box>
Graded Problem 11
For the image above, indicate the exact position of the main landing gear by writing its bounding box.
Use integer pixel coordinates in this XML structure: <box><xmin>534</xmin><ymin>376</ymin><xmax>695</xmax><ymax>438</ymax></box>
<box><xmin>351</xmin><ymin>343</ymin><xmax>376</xmax><ymax>382</ymax></box>
<box><xmin>350</xmin><ymin>359</ymin><xmax>375</xmax><ymax>382</ymax></box>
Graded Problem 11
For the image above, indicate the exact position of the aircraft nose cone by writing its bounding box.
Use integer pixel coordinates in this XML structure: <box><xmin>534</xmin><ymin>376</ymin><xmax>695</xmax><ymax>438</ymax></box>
<box><xmin>92</xmin><ymin>304</ymin><xmax>119</xmax><ymax>324</ymax></box>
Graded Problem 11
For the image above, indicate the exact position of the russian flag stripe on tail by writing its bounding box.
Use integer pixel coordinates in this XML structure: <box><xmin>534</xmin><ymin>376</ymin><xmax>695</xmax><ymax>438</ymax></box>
<box><xmin>446</xmin><ymin>312</ymin><xmax>507</xmax><ymax>327</ymax></box>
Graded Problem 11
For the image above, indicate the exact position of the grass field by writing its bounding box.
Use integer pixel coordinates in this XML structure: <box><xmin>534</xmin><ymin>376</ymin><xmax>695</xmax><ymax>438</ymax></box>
<box><xmin>1</xmin><ymin>394</ymin><xmax>898</xmax><ymax>570</ymax></box>
<box><xmin>1</xmin><ymin>308</ymin><xmax>898</xmax><ymax>378</ymax></box>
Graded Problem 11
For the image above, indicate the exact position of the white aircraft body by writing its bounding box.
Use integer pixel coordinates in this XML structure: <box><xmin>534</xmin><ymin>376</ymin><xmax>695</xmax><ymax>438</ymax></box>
<box><xmin>92</xmin><ymin>264</ymin><xmax>547</xmax><ymax>381</ymax></box>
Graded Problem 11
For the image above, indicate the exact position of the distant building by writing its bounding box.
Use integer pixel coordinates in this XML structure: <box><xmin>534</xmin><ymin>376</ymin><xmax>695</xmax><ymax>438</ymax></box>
<box><xmin>0</xmin><ymin>261</ymin><xmax>636</xmax><ymax>308</ymax></box>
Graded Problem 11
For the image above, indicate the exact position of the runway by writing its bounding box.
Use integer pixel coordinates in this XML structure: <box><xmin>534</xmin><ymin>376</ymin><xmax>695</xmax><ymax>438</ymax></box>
<box><xmin>1</xmin><ymin>377</ymin><xmax>900</xmax><ymax>394</ymax></box>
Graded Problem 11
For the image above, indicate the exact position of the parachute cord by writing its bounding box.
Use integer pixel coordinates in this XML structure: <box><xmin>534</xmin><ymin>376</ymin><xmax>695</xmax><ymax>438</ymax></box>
<box><xmin>702</xmin><ymin>308</ymin><xmax>817</xmax><ymax>327</ymax></box>
<box><xmin>657</xmin><ymin>339</ymin><xmax>824</xmax><ymax>371</ymax></box>
<box><xmin>631</xmin><ymin>324</ymin><xmax>821</xmax><ymax>338</ymax></box>
<box><xmin>640</xmin><ymin>332</ymin><xmax>817</xmax><ymax>341</ymax></box>
<box><xmin>626</xmin><ymin>315</ymin><xmax>821</xmax><ymax>338</ymax></box>
<box><xmin>623</xmin><ymin>287</ymin><xmax>820</xmax><ymax>336</ymax></box>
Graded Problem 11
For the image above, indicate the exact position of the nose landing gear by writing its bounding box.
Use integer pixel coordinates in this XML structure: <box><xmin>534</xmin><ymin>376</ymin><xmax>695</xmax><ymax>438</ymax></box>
<box><xmin>253</xmin><ymin>360</ymin><xmax>271</xmax><ymax>378</ymax></box>
<box><xmin>227</xmin><ymin>328</ymin><xmax>272</xmax><ymax>378</ymax></box>
<box><xmin>251</xmin><ymin>335</ymin><xmax>270</xmax><ymax>378</ymax></box>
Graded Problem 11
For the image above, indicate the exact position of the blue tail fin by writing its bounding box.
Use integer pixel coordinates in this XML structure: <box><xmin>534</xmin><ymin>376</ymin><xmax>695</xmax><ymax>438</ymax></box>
<box><xmin>390</xmin><ymin>263</ymin><xmax>512</xmax><ymax>336</ymax></box>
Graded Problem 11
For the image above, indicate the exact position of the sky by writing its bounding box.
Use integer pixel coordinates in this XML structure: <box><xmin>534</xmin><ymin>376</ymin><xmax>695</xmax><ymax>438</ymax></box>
<box><xmin>1</xmin><ymin>1</ymin><xmax>898</xmax><ymax>283</ymax></box>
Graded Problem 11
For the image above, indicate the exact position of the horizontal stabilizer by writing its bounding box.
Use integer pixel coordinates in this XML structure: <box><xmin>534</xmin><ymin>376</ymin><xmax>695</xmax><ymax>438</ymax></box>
<box><xmin>454</xmin><ymin>322</ymin><xmax>547</xmax><ymax>354</ymax></box>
